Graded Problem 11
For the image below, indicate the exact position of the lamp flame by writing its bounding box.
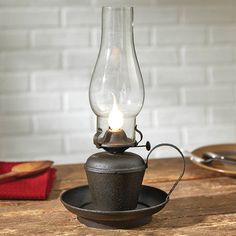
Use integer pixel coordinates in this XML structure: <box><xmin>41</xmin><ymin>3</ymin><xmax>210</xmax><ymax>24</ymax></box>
<box><xmin>108</xmin><ymin>95</ymin><xmax>124</xmax><ymax>131</ymax></box>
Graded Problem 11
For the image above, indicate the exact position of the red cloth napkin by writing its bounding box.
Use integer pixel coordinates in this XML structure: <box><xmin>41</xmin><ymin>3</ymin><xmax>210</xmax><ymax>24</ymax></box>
<box><xmin>0</xmin><ymin>162</ymin><xmax>56</xmax><ymax>200</ymax></box>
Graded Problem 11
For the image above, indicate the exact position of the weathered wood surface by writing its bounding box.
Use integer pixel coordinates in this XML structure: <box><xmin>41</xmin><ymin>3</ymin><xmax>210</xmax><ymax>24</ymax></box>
<box><xmin>0</xmin><ymin>158</ymin><xmax>235</xmax><ymax>236</ymax></box>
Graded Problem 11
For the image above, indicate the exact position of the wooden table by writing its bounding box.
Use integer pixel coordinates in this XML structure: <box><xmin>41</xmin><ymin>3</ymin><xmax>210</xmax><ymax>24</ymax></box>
<box><xmin>0</xmin><ymin>158</ymin><xmax>235</xmax><ymax>235</ymax></box>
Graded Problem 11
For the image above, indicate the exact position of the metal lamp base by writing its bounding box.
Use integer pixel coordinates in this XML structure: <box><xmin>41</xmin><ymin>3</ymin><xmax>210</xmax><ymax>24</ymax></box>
<box><xmin>60</xmin><ymin>185</ymin><xmax>169</xmax><ymax>229</ymax></box>
<box><xmin>78</xmin><ymin>216</ymin><xmax>151</xmax><ymax>229</ymax></box>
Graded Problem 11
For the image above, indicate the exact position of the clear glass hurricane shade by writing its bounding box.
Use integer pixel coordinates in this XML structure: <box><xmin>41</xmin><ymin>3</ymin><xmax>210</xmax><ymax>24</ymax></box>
<box><xmin>89</xmin><ymin>7</ymin><xmax>145</xmax><ymax>142</ymax></box>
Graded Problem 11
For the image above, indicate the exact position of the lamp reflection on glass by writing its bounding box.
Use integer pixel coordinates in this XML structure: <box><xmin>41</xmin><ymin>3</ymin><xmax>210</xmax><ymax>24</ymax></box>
<box><xmin>89</xmin><ymin>7</ymin><xmax>145</xmax><ymax>153</ymax></box>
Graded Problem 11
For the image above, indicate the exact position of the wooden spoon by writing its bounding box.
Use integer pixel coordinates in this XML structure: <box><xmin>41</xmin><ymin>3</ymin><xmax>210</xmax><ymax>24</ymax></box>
<box><xmin>0</xmin><ymin>161</ymin><xmax>53</xmax><ymax>182</ymax></box>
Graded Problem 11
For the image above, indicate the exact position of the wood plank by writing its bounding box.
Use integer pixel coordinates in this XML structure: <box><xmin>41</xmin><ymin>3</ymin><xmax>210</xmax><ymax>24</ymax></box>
<box><xmin>50</xmin><ymin>158</ymin><xmax>223</xmax><ymax>193</ymax></box>
<box><xmin>0</xmin><ymin>189</ymin><xmax>235</xmax><ymax>235</ymax></box>
<box><xmin>0</xmin><ymin>158</ymin><xmax>235</xmax><ymax>235</ymax></box>
<box><xmin>0</xmin><ymin>158</ymin><xmax>230</xmax><ymax>206</ymax></box>
<box><xmin>1</xmin><ymin>213</ymin><xmax>235</xmax><ymax>236</ymax></box>
<box><xmin>54</xmin><ymin>158</ymin><xmax>223</xmax><ymax>184</ymax></box>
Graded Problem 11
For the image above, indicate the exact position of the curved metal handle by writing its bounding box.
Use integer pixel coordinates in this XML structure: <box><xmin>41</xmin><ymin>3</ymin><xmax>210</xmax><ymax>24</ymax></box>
<box><xmin>146</xmin><ymin>143</ymin><xmax>186</xmax><ymax>197</ymax></box>
<box><xmin>135</xmin><ymin>125</ymin><xmax>143</xmax><ymax>145</ymax></box>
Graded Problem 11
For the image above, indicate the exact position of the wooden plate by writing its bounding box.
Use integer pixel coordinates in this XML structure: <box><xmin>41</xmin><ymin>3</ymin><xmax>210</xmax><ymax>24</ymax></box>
<box><xmin>191</xmin><ymin>143</ymin><xmax>236</xmax><ymax>176</ymax></box>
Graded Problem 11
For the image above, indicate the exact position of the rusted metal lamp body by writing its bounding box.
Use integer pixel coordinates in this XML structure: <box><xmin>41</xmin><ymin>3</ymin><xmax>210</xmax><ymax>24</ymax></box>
<box><xmin>85</xmin><ymin>151</ymin><xmax>146</xmax><ymax>211</ymax></box>
<box><xmin>62</xmin><ymin>143</ymin><xmax>186</xmax><ymax>229</ymax></box>
<box><xmin>86</xmin><ymin>125</ymin><xmax>150</xmax><ymax>211</ymax></box>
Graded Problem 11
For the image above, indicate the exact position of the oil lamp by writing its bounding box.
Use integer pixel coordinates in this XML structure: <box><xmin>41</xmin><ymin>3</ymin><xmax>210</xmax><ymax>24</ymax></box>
<box><xmin>86</xmin><ymin>6</ymin><xmax>150</xmax><ymax>212</ymax></box>
<box><xmin>61</xmin><ymin>6</ymin><xmax>186</xmax><ymax>229</ymax></box>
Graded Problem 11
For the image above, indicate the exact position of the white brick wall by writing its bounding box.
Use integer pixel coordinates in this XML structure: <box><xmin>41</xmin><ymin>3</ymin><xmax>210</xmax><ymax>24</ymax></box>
<box><xmin>0</xmin><ymin>135</ymin><xmax>62</xmax><ymax>155</ymax></box>
<box><xmin>31</xmin><ymin>70</ymin><xmax>90</xmax><ymax>90</ymax></box>
<box><xmin>0</xmin><ymin>73</ymin><xmax>29</xmax><ymax>91</ymax></box>
<box><xmin>63</xmin><ymin>49</ymin><xmax>98</xmax><ymax>69</ymax></box>
<box><xmin>156</xmin><ymin>67</ymin><xmax>206</xmax><ymax>86</ymax></box>
<box><xmin>0</xmin><ymin>8</ymin><xmax>59</xmax><ymax>28</ymax></box>
<box><xmin>1</xmin><ymin>93</ymin><xmax>61</xmax><ymax>113</ymax></box>
<box><xmin>0</xmin><ymin>30</ymin><xmax>29</xmax><ymax>49</ymax></box>
<box><xmin>154</xmin><ymin>27</ymin><xmax>206</xmax><ymax>45</ymax></box>
<box><xmin>4</xmin><ymin>51</ymin><xmax>61</xmax><ymax>71</ymax></box>
<box><xmin>0</xmin><ymin>1</ymin><xmax>236</xmax><ymax>164</ymax></box>
<box><xmin>184</xmin><ymin>46</ymin><xmax>233</xmax><ymax>65</ymax></box>
<box><xmin>183</xmin><ymin>86</ymin><xmax>235</xmax><ymax>105</ymax></box>
<box><xmin>32</xmin><ymin>29</ymin><xmax>90</xmax><ymax>48</ymax></box>
<box><xmin>137</xmin><ymin>48</ymin><xmax>178</xmax><ymax>66</ymax></box>
<box><xmin>183</xmin><ymin>7</ymin><xmax>235</xmax><ymax>23</ymax></box>
<box><xmin>0</xmin><ymin>116</ymin><xmax>31</xmax><ymax>134</ymax></box>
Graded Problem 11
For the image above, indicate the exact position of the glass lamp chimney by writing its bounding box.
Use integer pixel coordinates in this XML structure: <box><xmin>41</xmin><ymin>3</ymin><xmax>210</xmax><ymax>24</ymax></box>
<box><xmin>89</xmin><ymin>7</ymin><xmax>145</xmax><ymax>150</ymax></box>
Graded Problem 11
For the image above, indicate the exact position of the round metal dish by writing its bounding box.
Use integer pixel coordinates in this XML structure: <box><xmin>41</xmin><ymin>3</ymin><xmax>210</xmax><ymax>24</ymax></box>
<box><xmin>60</xmin><ymin>185</ymin><xmax>169</xmax><ymax>229</ymax></box>
<box><xmin>191</xmin><ymin>143</ymin><xmax>236</xmax><ymax>176</ymax></box>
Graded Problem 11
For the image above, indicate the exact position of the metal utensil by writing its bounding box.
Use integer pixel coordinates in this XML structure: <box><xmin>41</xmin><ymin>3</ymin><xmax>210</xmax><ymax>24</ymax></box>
<box><xmin>191</xmin><ymin>152</ymin><xmax>236</xmax><ymax>165</ymax></box>
<box><xmin>202</xmin><ymin>152</ymin><xmax>236</xmax><ymax>164</ymax></box>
